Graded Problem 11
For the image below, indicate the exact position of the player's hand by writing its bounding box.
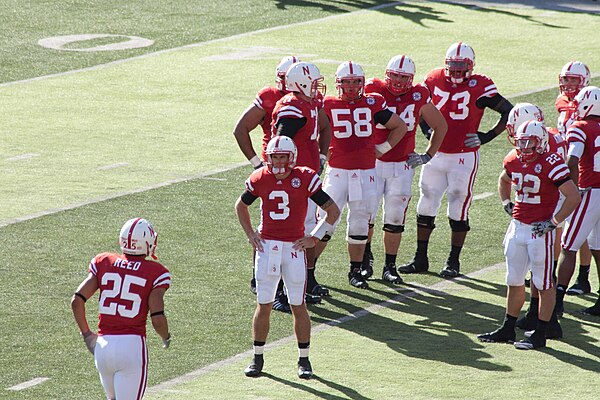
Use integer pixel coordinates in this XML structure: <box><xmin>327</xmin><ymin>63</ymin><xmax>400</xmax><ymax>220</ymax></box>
<box><xmin>464</xmin><ymin>132</ymin><xmax>483</xmax><ymax>148</ymax></box>
<box><xmin>293</xmin><ymin>236</ymin><xmax>318</xmax><ymax>250</ymax></box>
<box><xmin>247</xmin><ymin>231</ymin><xmax>264</xmax><ymax>252</ymax></box>
<box><xmin>81</xmin><ymin>330</ymin><xmax>98</xmax><ymax>355</ymax></box>
<box><xmin>162</xmin><ymin>333</ymin><xmax>171</xmax><ymax>349</ymax></box>
<box><xmin>406</xmin><ymin>152</ymin><xmax>432</xmax><ymax>168</ymax></box>
<box><xmin>318</xmin><ymin>154</ymin><xmax>327</xmax><ymax>176</ymax></box>
<box><xmin>531</xmin><ymin>219</ymin><xmax>557</xmax><ymax>237</ymax></box>
<box><xmin>503</xmin><ymin>201</ymin><xmax>514</xmax><ymax>216</ymax></box>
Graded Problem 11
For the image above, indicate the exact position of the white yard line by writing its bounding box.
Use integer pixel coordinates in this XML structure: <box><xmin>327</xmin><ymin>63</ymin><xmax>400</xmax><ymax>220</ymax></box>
<box><xmin>147</xmin><ymin>262</ymin><xmax>504</xmax><ymax>394</ymax></box>
<box><xmin>473</xmin><ymin>192</ymin><xmax>494</xmax><ymax>200</ymax></box>
<box><xmin>6</xmin><ymin>377</ymin><xmax>50</xmax><ymax>391</ymax></box>
<box><xmin>6</xmin><ymin>153</ymin><xmax>40</xmax><ymax>161</ymax></box>
<box><xmin>96</xmin><ymin>162</ymin><xmax>129</xmax><ymax>170</ymax></box>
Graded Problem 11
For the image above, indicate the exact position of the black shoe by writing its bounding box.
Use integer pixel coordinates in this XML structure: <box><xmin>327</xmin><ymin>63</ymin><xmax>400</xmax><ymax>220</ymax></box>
<box><xmin>516</xmin><ymin>310</ymin><xmax>538</xmax><ymax>331</ymax></box>
<box><xmin>515</xmin><ymin>332</ymin><xmax>546</xmax><ymax>350</ymax></box>
<box><xmin>581</xmin><ymin>303</ymin><xmax>600</xmax><ymax>316</ymax></box>
<box><xmin>397</xmin><ymin>257</ymin><xmax>429</xmax><ymax>274</ymax></box>
<box><xmin>244</xmin><ymin>355</ymin><xmax>264</xmax><ymax>377</ymax></box>
<box><xmin>546</xmin><ymin>319</ymin><xmax>563</xmax><ymax>339</ymax></box>
<box><xmin>567</xmin><ymin>279</ymin><xmax>592</xmax><ymax>295</ymax></box>
<box><xmin>297</xmin><ymin>358</ymin><xmax>313</xmax><ymax>379</ymax></box>
<box><xmin>382</xmin><ymin>265</ymin><xmax>403</xmax><ymax>285</ymax></box>
<box><xmin>555</xmin><ymin>300</ymin><xmax>564</xmax><ymax>318</ymax></box>
<box><xmin>307</xmin><ymin>279</ymin><xmax>330</xmax><ymax>297</ymax></box>
<box><xmin>440</xmin><ymin>260</ymin><xmax>460</xmax><ymax>278</ymax></box>
<box><xmin>361</xmin><ymin>250</ymin><xmax>374</xmax><ymax>279</ymax></box>
<box><xmin>272</xmin><ymin>292</ymin><xmax>291</xmax><ymax>313</ymax></box>
<box><xmin>305</xmin><ymin>292</ymin><xmax>322</xmax><ymax>304</ymax></box>
<box><xmin>524</xmin><ymin>278</ymin><xmax>531</xmax><ymax>288</ymax></box>
<box><xmin>250</xmin><ymin>277</ymin><xmax>257</xmax><ymax>295</ymax></box>
<box><xmin>348</xmin><ymin>270</ymin><xmax>369</xmax><ymax>289</ymax></box>
<box><xmin>477</xmin><ymin>326</ymin><xmax>516</xmax><ymax>343</ymax></box>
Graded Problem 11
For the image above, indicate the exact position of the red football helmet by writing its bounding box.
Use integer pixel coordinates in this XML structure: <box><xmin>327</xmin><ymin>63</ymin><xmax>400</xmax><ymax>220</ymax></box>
<box><xmin>559</xmin><ymin>61</ymin><xmax>590</xmax><ymax>98</ymax></box>
<box><xmin>335</xmin><ymin>61</ymin><xmax>365</xmax><ymax>101</ymax></box>
<box><xmin>385</xmin><ymin>55</ymin><xmax>415</xmax><ymax>95</ymax></box>
<box><xmin>515</xmin><ymin>121</ymin><xmax>548</xmax><ymax>163</ymax></box>
<box><xmin>506</xmin><ymin>103</ymin><xmax>545</xmax><ymax>145</ymax></box>
<box><xmin>265</xmin><ymin>136</ymin><xmax>297</xmax><ymax>174</ymax></box>
<box><xmin>275</xmin><ymin>56</ymin><xmax>301</xmax><ymax>91</ymax></box>
<box><xmin>444</xmin><ymin>42</ymin><xmax>475</xmax><ymax>84</ymax></box>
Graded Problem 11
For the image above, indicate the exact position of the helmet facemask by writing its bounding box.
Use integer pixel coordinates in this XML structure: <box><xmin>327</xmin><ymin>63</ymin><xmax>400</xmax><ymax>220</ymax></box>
<box><xmin>516</xmin><ymin>136</ymin><xmax>543</xmax><ymax>163</ymax></box>
<box><xmin>337</xmin><ymin>77</ymin><xmax>364</xmax><ymax>101</ymax></box>
<box><xmin>385</xmin><ymin>70</ymin><xmax>413</xmax><ymax>95</ymax></box>
<box><xmin>267</xmin><ymin>152</ymin><xmax>293</xmax><ymax>175</ymax></box>
<box><xmin>445</xmin><ymin>59</ymin><xmax>473</xmax><ymax>84</ymax></box>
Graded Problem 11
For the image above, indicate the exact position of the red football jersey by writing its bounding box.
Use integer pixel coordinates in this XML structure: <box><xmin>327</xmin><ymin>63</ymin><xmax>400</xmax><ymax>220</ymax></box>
<box><xmin>89</xmin><ymin>252</ymin><xmax>171</xmax><ymax>336</ymax></box>
<box><xmin>365</xmin><ymin>78</ymin><xmax>431</xmax><ymax>162</ymax></box>
<box><xmin>323</xmin><ymin>93</ymin><xmax>388</xmax><ymax>169</ymax></box>
<box><xmin>555</xmin><ymin>94</ymin><xmax>577</xmax><ymax>137</ymax></box>
<box><xmin>424</xmin><ymin>68</ymin><xmax>498</xmax><ymax>154</ymax></box>
<box><xmin>567</xmin><ymin>119</ymin><xmax>600</xmax><ymax>188</ymax></box>
<box><xmin>271</xmin><ymin>93</ymin><xmax>321</xmax><ymax>171</ymax></box>
<box><xmin>548</xmin><ymin>127</ymin><xmax>567</xmax><ymax>160</ymax></box>
<box><xmin>246</xmin><ymin>166</ymin><xmax>322</xmax><ymax>241</ymax></box>
<box><xmin>503</xmin><ymin>149</ymin><xmax>570</xmax><ymax>224</ymax></box>
<box><xmin>252</xmin><ymin>87</ymin><xmax>287</xmax><ymax>160</ymax></box>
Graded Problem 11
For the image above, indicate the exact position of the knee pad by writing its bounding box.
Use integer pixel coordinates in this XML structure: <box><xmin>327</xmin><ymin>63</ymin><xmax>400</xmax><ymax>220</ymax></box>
<box><xmin>449</xmin><ymin>218</ymin><xmax>470</xmax><ymax>232</ymax></box>
<box><xmin>417</xmin><ymin>214</ymin><xmax>436</xmax><ymax>230</ymax></box>
<box><xmin>383</xmin><ymin>224</ymin><xmax>404</xmax><ymax>233</ymax></box>
<box><xmin>348</xmin><ymin>235</ymin><xmax>368</xmax><ymax>244</ymax></box>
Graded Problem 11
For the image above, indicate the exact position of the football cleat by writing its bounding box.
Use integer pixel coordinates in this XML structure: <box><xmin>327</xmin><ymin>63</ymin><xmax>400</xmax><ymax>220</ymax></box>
<box><xmin>382</xmin><ymin>265</ymin><xmax>403</xmax><ymax>285</ymax></box>
<box><xmin>477</xmin><ymin>326</ymin><xmax>516</xmax><ymax>343</ymax></box>
<box><xmin>554</xmin><ymin>299</ymin><xmax>564</xmax><ymax>318</ymax></box>
<box><xmin>514</xmin><ymin>332</ymin><xmax>546</xmax><ymax>350</ymax></box>
<box><xmin>515</xmin><ymin>309</ymin><xmax>538</xmax><ymax>331</ymax></box>
<box><xmin>524</xmin><ymin>278</ymin><xmax>530</xmax><ymax>288</ymax></box>
<box><xmin>397</xmin><ymin>257</ymin><xmax>429</xmax><ymax>274</ymax></box>
<box><xmin>297</xmin><ymin>358</ymin><xmax>313</xmax><ymax>379</ymax></box>
<box><xmin>311</xmin><ymin>284</ymin><xmax>330</xmax><ymax>297</ymax></box>
<box><xmin>580</xmin><ymin>302</ymin><xmax>600</xmax><ymax>316</ymax></box>
<box><xmin>348</xmin><ymin>270</ymin><xmax>369</xmax><ymax>289</ymax></box>
<box><xmin>566</xmin><ymin>279</ymin><xmax>592</xmax><ymax>295</ymax></box>
<box><xmin>244</xmin><ymin>355</ymin><xmax>264</xmax><ymax>377</ymax></box>
<box><xmin>272</xmin><ymin>292</ymin><xmax>291</xmax><ymax>313</ymax></box>
<box><xmin>524</xmin><ymin>322</ymin><xmax>563</xmax><ymax>340</ymax></box>
<box><xmin>361</xmin><ymin>249</ymin><xmax>374</xmax><ymax>279</ymax></box>
<box><xmin>305</xmin><ymin>292</ymin><xmax>322</xmax><ymax>304</ymax></box>
<box><xmin>439</xmin><ymin>260</ymin><xmax>460</xmax><ymax>278</ymax></box>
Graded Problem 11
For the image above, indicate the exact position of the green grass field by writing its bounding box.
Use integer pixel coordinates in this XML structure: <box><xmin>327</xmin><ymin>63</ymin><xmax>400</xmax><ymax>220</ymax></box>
<box><xmin>1</xmin><ymin>1</ymin><xmax>600</xmax><ymax>399</ymax></box>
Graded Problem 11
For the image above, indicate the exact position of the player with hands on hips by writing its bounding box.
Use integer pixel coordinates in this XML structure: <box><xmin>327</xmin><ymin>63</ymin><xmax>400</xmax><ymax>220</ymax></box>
<box><xmin>478</xmin><ymin>121</ymin><xmax>580</xmax><ymax>350</ymax></box>
<box><xmin>362</xmin><ymin>54</ymin><xmax>447</xmax><ymax>284</ymax></box>
<box><xmin>236</xmin><ymin>136</ymin><xmax>340</xmax><ymax>379</ymax></box>
<box><xmin>71</xmin><ymin>218</ymin><xmax>171</xmax><ymax>400</ymax></box>
<box><xmin>399</xmin><ymin>41</ymin><xmax>513</xmax><ymax>278</ymax></box>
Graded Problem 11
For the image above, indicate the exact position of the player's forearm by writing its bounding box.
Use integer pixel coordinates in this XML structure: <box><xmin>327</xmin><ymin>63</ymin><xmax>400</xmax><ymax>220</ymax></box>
<box><xmin>235</xmin><ymin>199</ymin><xmax>255</xmax><ymax>237</ymax></box>
<box><xmin>71</xmin><ymin>297</ymin><xmax>91</xmax><ymax>334</ymax></box>
<box><xmin>233</xmin><ymin>128</ymin><xmax>259</xmax><ymax>160</ymax></box>
<box><xmin>498</xmin><ymin>174</ymin><xmax>512</xmax><ymax>202</ymax></box>
<box><xmin>151</xmin><ymin>315</ymin><xmax>170</xmax><ymax>340</ymax></box>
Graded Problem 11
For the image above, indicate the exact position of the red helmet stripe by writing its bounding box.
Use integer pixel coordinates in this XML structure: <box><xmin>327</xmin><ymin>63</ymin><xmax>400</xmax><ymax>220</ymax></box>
<box><xmin>127</xmin><ymin>218</ymin><xmax>142</xmax><ymax>249</ymax></box>
<box><xmin>566</xmin><ymin>61</ymin><xmax>574</xmax><ymax>73</ymax></box>
<box><xmin>349</xmin><ymin>61</ymin><xmax>354</xmax><ymax>74</ymax></box>
<box><xmin>456</xmin><ymin>42</ymin><xmax>462</xmax><ymax>56</ymax></box>
<box><xmin>399</xmin><ymin>55</ymin><xmax>405</xmax><ymax>69</ymax></box>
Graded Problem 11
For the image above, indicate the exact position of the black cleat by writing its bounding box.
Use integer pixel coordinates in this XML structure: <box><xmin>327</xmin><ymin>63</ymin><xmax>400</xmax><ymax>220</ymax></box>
<box><xmin>348</xmin><ymin>270</ymin><xmax>369</xmax><ymax>289</ymax></box>
<box><xmin>524</xmin><ymin>322</ymin><xmax>563</xmax><ymax>340</ymax></box>
<box><xmin>515</xmin><ymin>332</ymin><xmax>546</xmax><ymax>350</ymax></box>
<box><xmin>244</xmin><ymin>356</ymin><xmax>264</xmax><ymax>377</ymax></box>
<box><xmin>272</xmin><ymin>292</ymin><xmax>291</xmax><ymax>313</ymax></box>
<box><xmin>555</xmin><ymin>300</ymin><xmax>564</xmax><ymax>318</ymax></box>
<box><xmin>361</xmin><ymin>250</ymin><xmax>374</xmax><ymax>279</ymax></box>
<box><xmin>581</xmin><ymin>303</ymin><xmax>600</xmax><ymax>316</ymax></box>
<box><xmin>439</xmin><ymin>260</ymin><xmax>460</xmax><ymax>278</ymax></box>
<box><xmin>297</xmin><ymin>358</ymin><xmax>313</xmax><ymax>379</ymax></box>
<box><xmin>309</xmin><ymin>283</ymin><xmax>330</xmax><ymax>297</ymax></box>
<box><xmin>516</xmin><ymin>309</ymin><xmax>538</xmax><ymax>331</ymax></box>
<box><xmin>305</xmin><ymin>292</ymin><xmax>322</xmax><ymax>304</ymax></box>
<box><xmin>567</xmin><ymin>279</ymin><xmax>592</xmax><ymax>295</ymax></box>
<box><xmin>382</xmin><ymin>265</ymin><xmax>403</xmax><ymax>285</ymax></box>
<box><xmin>524</xmin><ymin>278</ymin><xmax>531</xmax><ymax>288</ymax></box>
<box><xmin>250</xmin><ymin>277</ymin><xmax>257</xmax><ymax>295</ymax></box>
<box><xmin>397</xmin><ymin>257</ymin><xmax>429</xmax><ymax>274</ymax></box>
<box><xmin>477</xmin><ymin>326</ymin><xmax>516</xmax><ymax>343</ymax></box>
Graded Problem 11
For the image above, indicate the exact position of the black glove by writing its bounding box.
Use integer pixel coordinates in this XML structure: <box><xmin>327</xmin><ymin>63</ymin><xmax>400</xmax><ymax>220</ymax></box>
<box><xmin>503</xmin><ymin>201</ymin><xmax>514</xmax><ymax>216</ymax></box>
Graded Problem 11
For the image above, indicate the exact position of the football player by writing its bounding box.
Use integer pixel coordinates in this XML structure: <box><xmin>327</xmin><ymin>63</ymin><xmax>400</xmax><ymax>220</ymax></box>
<box><xmin>478</xmin><ymin>121</ymin><xmax>580</xmax><ymax>350</ymax></box>
<box><xmin>361</xmin><ymin>54</ymin><xmax>447</xmax><ymax>284</ymax></box>
<box><xmin>71</xmin><ymin>218</ymin><xmax>171</xmax><ymax>400</ymax></box>
<box><xmin>236</xmin><ymin>136</ymin><xmax>340</xmax><ymax>379</ymax></box>
<box><xmin>399</xmin><ymin>42</ymin><xmax>513</xmax><ymax>278</ymax></box>
<box><xmin>316</xmin><ymin>61</ymin><xmax>407</xmax><ymax>289</ymax></box>
<box><xmin>556</xmin><ymin>86</ymin><xmax>600</xmax><ymax>317</ymax></box>
<box><xmin>271</xmin><ymin>61</ymin><xmax>331</xmax><ymax>298</ymax></box>
<box><xmin>555</xmin><ymin>61</ymin><xmax>594</xmax><ymax>296</ymax></box>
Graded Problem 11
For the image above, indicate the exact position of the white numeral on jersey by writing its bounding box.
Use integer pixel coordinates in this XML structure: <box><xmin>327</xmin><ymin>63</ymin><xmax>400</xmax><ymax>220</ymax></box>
<box><xmin>331</xmin><ymin>108</ymin><xmax>373</xmax><ymax>138</ymax></box>
<box><xmin>269</xmin><ymin>190</ymin><xmax>290</xmax><ymax>220</ymax></box>
<box><xmin>398</xmin><ymin>104</ymin><xmax>416</xmax><ymax>131</ymax></box>
<box><xmin>433</xmin><ymin>87</ymin><xmax>470</xmax><ymax>120</ymax></box>
<box><xmin>594</xmin><ymin>136</ymin><xmax>600</xmax><ymax>173</ymax></box>
<box><xmin>99</xmin><ymin>273</ymin><xmax>146</xmax><ymax>318</ymax></box>
<box><xmin>310</xmin><ymin>109</ymin><xmax>318</xmax><ymax>140</ymax></box>
<box><xmin>512</xmin><ymin>173</ymin><xmax>541</xmax><ymax>204</ymax></box>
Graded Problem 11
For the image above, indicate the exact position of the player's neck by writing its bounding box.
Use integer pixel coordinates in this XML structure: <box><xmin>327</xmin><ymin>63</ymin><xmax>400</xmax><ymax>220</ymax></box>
<box><xmin>274</xmin><ymin>170</ymin><xmax>292</xmax><ymax>179</ymax></box>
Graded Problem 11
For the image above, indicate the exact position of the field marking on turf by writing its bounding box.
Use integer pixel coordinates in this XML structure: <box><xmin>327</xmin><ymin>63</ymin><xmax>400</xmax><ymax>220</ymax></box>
<box><xmin>147</xmin><ymin>262</ymin><xmax>504</xmax><ymax>394</ymax></box>
<box><xmin>7</xmin><ymin>377</ymin><xmax>50</xmax><ymax>391</ymax></box>
<box><xmin>6</xmin><ymin>153</ymin><xmax>40</xmax><ymax>161</ymax></box>
<box><xmin>473</xmin><ymin>192</ymin><xmax>494</xmax><ymax>200</ymax></box>
<box><xmin>97</xmin><ymin>162</ymin><xmax>129</xmax><ymax>170</ymax></box>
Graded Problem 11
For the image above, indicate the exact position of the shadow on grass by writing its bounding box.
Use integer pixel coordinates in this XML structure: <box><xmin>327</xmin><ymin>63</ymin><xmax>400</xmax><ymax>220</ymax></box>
<box><xmin>262</xmin><ymin>372</ymin><xmax>373</xmax><ymax>400</ymax></box>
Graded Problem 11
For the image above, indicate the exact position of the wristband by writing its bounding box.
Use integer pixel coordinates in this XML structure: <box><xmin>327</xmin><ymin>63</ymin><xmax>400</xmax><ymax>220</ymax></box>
<box><xmin>376</xmin><ymin>141</ymin><xmax>392</xmax><ymax>154</ymax></box>
<box><xmin>551</xmin><ymin>216</ymin><xmax>559</xmax><ymax>226</ymax></box>
<box><xmin>320</xmin><ymin>154</ymin><xmax>327</xmax><ymax>162</ymax></box>
<box><xmin>250</xmin><ymin>155</ymin><xmax>262</xmax><ymax>168</ymax></box>
<box><xmin>501</xmin><ymin>199</ymin><xmax>512</xmax><ymax>207</ymax></box>
<box><xmin>310</xmin><ymin>219</ymin><xmax>334</xmax><ymax>240</ymax></box>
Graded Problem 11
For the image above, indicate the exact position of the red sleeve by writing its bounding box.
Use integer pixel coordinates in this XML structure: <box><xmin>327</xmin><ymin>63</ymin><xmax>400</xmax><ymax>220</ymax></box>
<box><xmin>244</xmin><ymin>170</ymin><xmax>263</xmax><ymax>196</ymax></box>
<box><xmin>304</xmin><ymin>168</ymin><xmax>322</xmax><ymax>195</ymax></box>
<box><xmin>253</xmin><ymin>87</ymin><xmax>279</xmax><ymax>111</ymax></box>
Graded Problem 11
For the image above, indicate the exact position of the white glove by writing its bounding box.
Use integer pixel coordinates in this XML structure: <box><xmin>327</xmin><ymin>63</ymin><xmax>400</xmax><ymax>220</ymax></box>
<box><xmin>82</xmin><ymin>331</ymin><xmax>98</xmax><ymax>355</ymax></box>
<box><xmin>406</xmin><ymin>152</ymin><xmax>432</xmax><ymax>168</ymax></box>
<box><xmin>531</xmin><ymin>219</ymin><xmax>557</xmax><ymax>237</ymax></box>
<box><xmin>464</xmin><ymin>133</ymin><xmax>482</xmax><ymax>148</ymax></box>
<box><xmin>162</xmin><ymin>333</ymin><xmax>172</xmax><ymax>349</ymax></box>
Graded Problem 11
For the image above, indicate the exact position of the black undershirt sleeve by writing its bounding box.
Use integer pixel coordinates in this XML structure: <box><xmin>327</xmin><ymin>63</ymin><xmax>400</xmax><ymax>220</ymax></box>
<box><xmin>240</xmin><ymin>191</ymin><xmax>258</xmax><ymax>205</ymax></box>
<box><xmin>374</xmin><ymin>108</ymin><xmax>393</xmax><ymax>126</ymax></box>
<box><xmin>275</xmin><ymin>117</ymin><xmax>307</xmax><ymax>139</ymax></box>
<box><xmin>310</xmin><ymin>188</ymin><xmax>331</xmax><ymax>207</ymax></box>
<box><xmin>554</xmin><ymin>178</ymin><xmax>571</xmax><ymax>188</ymax></box>
<box><xmin>474</xmin><ymin>94</ymin><xmax>513</xmax><ymax>145</ymax></box>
